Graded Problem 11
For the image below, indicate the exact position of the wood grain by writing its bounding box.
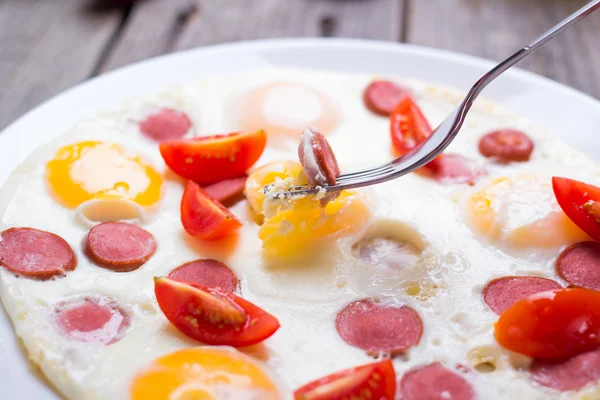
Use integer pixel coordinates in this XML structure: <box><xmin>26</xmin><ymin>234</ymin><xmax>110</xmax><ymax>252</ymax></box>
<box><xmin>102</xmin><ymin>0</ymin><xmax>405</xmax><ymax>72</ymax></box>
<box><xmin>98</xmin><ymin>0</ymin><xmax>192</xmax><ymax>74</ymax></box>
<box><xmin>2</xmin><ymin>0</ymin><xmax>599</xmax><ymax>132</ymax></box>
<box><xmin>406</xmin><ymin>0</ymin><xmax>600</xmax><ymax>99</ymax></box>
<box><xmin>0</xmin><ymin>0</ymin><xmax>122</xmax><ymax>130</ymax></box>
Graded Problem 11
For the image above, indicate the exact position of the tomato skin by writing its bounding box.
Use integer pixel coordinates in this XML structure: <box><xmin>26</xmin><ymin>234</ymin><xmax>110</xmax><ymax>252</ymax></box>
<box><xmin>159</xmin><ymin>130</ymin><xmax>267</xmax><ymax>186</ymax></box>
<box><xmin>390</xmin><ymin>96</ymin><xmax>442</xmax><ymax>170</ymax></box>
<box><xmin>180</xmin><ymin>180</ymin><xmax>242</xmax><ymax>241</ymax></box>
<box><xmin>495</xmin><ymin>288</ymin><xmax>600</xmax><ymax>359</ymax></box>
<box><xmin>294</xmin><ymin>359</ymin><xmax>396</xmax><ymax>400</ymax></box>
<box><xmin>154</xmin><ymin>277</ymin><xmax>280</xmax><ymax>347</ymax></box>
<box><xmin>390</xmin><ymin>96</ymin><xmax>433</xmax><ymax>155</ymax></box>
<box><xmin>553</xmin><ymin>176</ymin><xmax>600</xmax><ymax>241</ymax></box>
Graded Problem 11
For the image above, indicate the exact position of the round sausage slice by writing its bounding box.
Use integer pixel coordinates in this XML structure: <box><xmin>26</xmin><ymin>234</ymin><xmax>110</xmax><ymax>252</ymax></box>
<box><xmin>86</xmin><ymin>222</ymin><xmax>156</xmax><ymax>272</ymax></box>
<box><xmin>529</xmin><ymin>349</ymin><xmax>600</xmax><ymax>392</ymax></box>
<box><xmin>203</xmin><ymin>176</ymin><xmax>247</xmax><ymax>207</ymax></box>
<box><xmin>168</xmin><ymin>259</ymin><xmax>238</xmax><ymax>293</ymax></box>
<box><xmin>363</xmin><ymin>80</ymin><xmax>410</xmax><ymax>116</ymax></box>
<box><xmin>335</xmin><ymin>298</ymin><xmax>422</xmax><ymax>355</ymax></box>
<box><xmin>421</xmin><ymin>154</ymin><xmax>486</xmax><ymax>185</ymax></box>
<box><xmin>483</xmin><ymin>276</ymin><xmax>562</xmax><ymax>315</ymax></box>
<box><xmin>54</xmin><ymin>296</ymin><xmax>130</xmax><ymax>345</ymax></box>
<box><xmin>298</xmin><ymin>127</ymin><xmax>340</xmax><ymax>187</ymax></box>
<box><xmin>138</xmin><ymin>108</ymin><xmax>192</xmax><ymax>142</ymax></box>
<box><xmin>478</xmin><ymin>129</ymin><xmax>534</xmax><ymax>162</ymax></box>
<box><xmin>0</xmin><ymin>227</ymin><xmax>76</xmax><ymax>280</ymax></box>
<box><xmin>399</xmin><ymin>362</ymin><xmax>476</xmax><ymax>400</ymax></box>
<box><xmin>556</xmin><ymin>242</ymin><xmax>600</xmax><ymax>291</ymax></box>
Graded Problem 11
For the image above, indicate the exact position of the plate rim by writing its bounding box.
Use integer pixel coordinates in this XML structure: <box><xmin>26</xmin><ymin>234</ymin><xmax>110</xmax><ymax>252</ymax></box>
<box><xmin>3</xmin><ymin>37</ymin><xmax>600</xmax><ymax>139</ymax></box>
<box><xmin>1</xmin><ymin>37</ymin><xmax>600</xmax><ymax>399</ymax></box>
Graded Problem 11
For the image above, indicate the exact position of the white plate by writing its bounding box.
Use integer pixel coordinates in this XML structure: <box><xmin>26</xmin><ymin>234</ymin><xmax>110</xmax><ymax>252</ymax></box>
<box><xmin>1</xmin><ymin>38</ymin><xmax>600</xmax><ymax>399</ymax></box>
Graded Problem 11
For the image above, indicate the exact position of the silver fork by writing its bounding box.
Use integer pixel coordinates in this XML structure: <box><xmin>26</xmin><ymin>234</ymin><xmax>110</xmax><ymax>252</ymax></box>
<box><xmin>269</xmin><ymin>0</ymin><xmax>600</xmax><ymax>199</ymax></box>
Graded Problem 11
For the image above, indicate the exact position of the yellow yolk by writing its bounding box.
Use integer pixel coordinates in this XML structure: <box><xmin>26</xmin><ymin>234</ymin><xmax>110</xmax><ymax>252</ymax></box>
<box><xmin>467</xmin><ymin>174</ymin><xmax>588</xmax><ymax>248</ymax></box>
<box><xmin>245</xmin><ymin>161</ymin><xmax>306</xmax><ymax>220</ymax></box>
<box><xmin>46</xmin><ymin>141</ymin><xmax>162</xmax><ymax>208</ymax></box>
<box><xmin>130</xmin><ymin>347</ymin><xmax>281</xmax><ymax>400</ymax></box>
<box><xmin>238</xmin><ymin>82</ymin><xmax>340</xmax><ymax>139</ymax></box>
<box><xmin>246</xmin><ymin>161</ymin><xmax>372</xmax><ymax>259</ymax></box>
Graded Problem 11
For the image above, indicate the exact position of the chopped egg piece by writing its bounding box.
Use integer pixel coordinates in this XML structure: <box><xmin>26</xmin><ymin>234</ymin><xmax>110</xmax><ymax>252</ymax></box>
<box><xmin>245</xmin><ymin>161</ymin><xmax>372</xmax><ymax>259</ymax></box>
<box><xmin>244</xmin><ymin>160</ymin><xmax>307</xmax><ymax>221</ymax></box>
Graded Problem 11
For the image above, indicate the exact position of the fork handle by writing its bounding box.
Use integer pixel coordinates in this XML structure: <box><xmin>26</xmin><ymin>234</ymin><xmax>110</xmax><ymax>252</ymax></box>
<box><xmin>420</xmin><ymin>0</ymin><xmax>600</xmax><ymax>169</ymax></box>
<box><xmin>276</xmin><ymin>0</ymin><xmax>600</xmax><ymax>198</ymax></box>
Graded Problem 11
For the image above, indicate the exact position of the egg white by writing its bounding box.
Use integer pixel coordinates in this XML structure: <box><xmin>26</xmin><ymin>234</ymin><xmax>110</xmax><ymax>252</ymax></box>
<box><xmin>1</xmin><ymin>67</ymin><xmax>600</xmax><ymax>400</ymax></box>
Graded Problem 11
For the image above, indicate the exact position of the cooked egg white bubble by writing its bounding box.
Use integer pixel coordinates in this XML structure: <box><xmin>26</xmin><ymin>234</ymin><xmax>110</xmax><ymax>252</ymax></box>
<box><xmin>1</xmin><ymin>67</ymin><xmax>600</xmax><ymax>400</ymax></box>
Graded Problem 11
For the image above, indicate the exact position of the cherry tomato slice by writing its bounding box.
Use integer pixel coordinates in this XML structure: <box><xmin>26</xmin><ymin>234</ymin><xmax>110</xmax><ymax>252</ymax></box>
<box><xmin>553</xmin><ymin>176</ymin><xmax>600</xmax><ymax>241</ymax></box>
<box><xmin>294</xmin><ymin>359</ymin><xmax>396</xmax><ymax>400</ymax></box>
<box><xmin>495</xmin><ymin>288</ymin><xmax>600</xmax><ymax>359</ymax></box>
<box><xmin>154</xmin><ymin>277</ymin><xmax>280</xmax><ymax>347</ymax></box>
<box><xmin>159</xmin><ymin>130</ymin><xmax>267</xmax><ymax>186</ymax></box>
<box><xmin>181</xmin><ymin>180</ymin><xmax>242</xmax><ymax>241</ymax></box>
<box><xmin>390</xmin><ymin>96</ymin><xmax>433</xmax><ymax>154</ymax></box>
<box><xmin>390</xmin><ymin>96</ymin><xmax>442</xmax><ymax>170</ymax></box>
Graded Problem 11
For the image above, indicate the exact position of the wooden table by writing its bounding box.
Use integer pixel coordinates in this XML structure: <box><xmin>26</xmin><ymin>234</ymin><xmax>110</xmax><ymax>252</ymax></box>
<box><xmin>1</xmin><ymin>0</ymin><xmax>598</xmax><ymax>131</ymax></box>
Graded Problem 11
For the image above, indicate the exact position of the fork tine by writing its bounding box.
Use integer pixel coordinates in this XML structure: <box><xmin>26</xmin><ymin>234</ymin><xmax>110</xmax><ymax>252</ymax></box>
<box><xmin>333</xmin><ymin>169</ymin><xmax>398</xmax><ymax>188</ymax></box>
<box><xmin>335</xmin><ymin>164</ymin><xmax>395</xmax><ymax>183</ymax></box>
<box><xmin>269</xmin><ymin>165</ymin><xmax>405</xmax><ymax>199</ymax></box>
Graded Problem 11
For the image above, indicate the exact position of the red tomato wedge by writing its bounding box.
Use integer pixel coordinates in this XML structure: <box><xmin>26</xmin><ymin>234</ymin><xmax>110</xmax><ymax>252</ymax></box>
<box><xmin>160</xmin><ymin>130</ymin><xmax>267</xmax><ymax>186</ymax></box>
<box><xmin>181</xmin><ymin>181</ymin><xmax>242</xmax><ymax>241</ymax></box>
<box><xmin>294</xmin><ymin>359</ymin><xmax>396</xmax><ymax>400</ymax></box>
<box><xmin>154</xmin><ymin>277</ymin><xmax>280</xmax><ymax>347</ymax></box>
<box><xmin>553</xmin><ymin>176</ymin><xmax>600</xmax><ymax>241</ymax></box>
<box><xmin>390</xmin><ymin>96</ymin><xmax>441</xmax><ymax>168</ymax></box>
<box><xmin>390</xmin><ymin>96</ymin><xmax>432</xmax><ymax>154</ymax></box>
<box><xmin>495</xmin><ymin>288</ymin><xmax>600</xmax><ymax>359</ymax></box>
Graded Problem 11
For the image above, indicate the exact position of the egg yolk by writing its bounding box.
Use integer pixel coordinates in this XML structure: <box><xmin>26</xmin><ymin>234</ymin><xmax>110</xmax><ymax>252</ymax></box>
<box><xmin>467</xmin><ymin>174</ymin><xmax>588</xmax><ymax>248</ymax></box>
<box><xmin>245</xmin><ymin>161</ymin><xmax>305</xmax><ymax>223</ymax></box>
<box><xmin>46</xmin><ymin>141</ymin><xmax>162</xmax><ymax>208</ymax></box>
<box><xmin>237</xmin><ymin>82</ymin><xmax>340</xmax><ymax>139</ymax></box>
<box><xmin>246</xmin><ymin>161</ymin><xmax>372</xmax><ymax>259</ymax></box>
<box><xmin>130</xmin><ymin>347</ymin><xmax>281</xmax><ymax>400</ymax></box>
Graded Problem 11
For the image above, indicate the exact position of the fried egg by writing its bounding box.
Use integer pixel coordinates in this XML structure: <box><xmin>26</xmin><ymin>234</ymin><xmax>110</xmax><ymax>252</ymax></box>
<box><xmin>1</xmin><ymin>67</ymin><xmax>600</xmax><ymax>400</ymax></box>
<box><xmin>237</xmin><ymin>82</ymin><xmax>340</xmax><ymax>140</ymax></box>
<box><xmin>47</xmin><ymin>141</ymin><xmax>162</xmax><ymax>209</ymax></box>
<box><xmin>467</xmin><ymin>174</ymin><xmax>589</xmax><ymax>250</ymax></box>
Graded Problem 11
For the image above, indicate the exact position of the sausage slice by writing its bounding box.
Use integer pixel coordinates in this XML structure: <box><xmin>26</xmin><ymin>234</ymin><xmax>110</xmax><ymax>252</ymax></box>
<box><xmin>483</xmin><ymin>276</ymin><xmax>562</xmax><ymax>314</ymax></box>
<box><xmin>478</xmin><ymin>129</ymin><xmax>534</xmax><ymax>162</ymax></box>
<box><xmin>138</xmin><ymin>108</ymin><xmax>192</xmax><ymax>142</ymax></box>
<box><xmin>335</xmin><ymin>298</ymin><xmax>423</xmax><ymax>355</ymax></box>
<box><xmin>363</xmin><ymin>80</ymin><xmax>410</xmax><ymax>116</ymax></box>
<box><xmin>399</xmin><ymin>362</ymin><xmax>476</xmax><ymax>400</ymax></box>
<box><xmin>298</xmin><ymin>127</ymin><xmax>341</xmax><ymax>187</ymax></box>
<box><xmin>0</xmin><ymin>227</ymin><xmax>76</xmax><ymax>280</ymax></box>
<box><xmin>54</xmin><ymin>296</ymin><xmax>130</xmax><ymax>345</ymax></box>
<box><xmin>86</xmin><ymin>222</ymin><xmax>156</xmax><ymax>272</ymax></box>
<box><xmin>168</xmin><ymin>259</ymin><xmax>239</xmax><ymax>293</ymax></box>
<box><xmin>556</xmin><ymin>242</ymin><xmax>600</xmax><ymax>291</ymax></box>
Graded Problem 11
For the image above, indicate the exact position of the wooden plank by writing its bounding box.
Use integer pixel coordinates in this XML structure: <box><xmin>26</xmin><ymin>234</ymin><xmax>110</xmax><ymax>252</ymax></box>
<box><xmin>405</xmin><ymin>0</ymin><xmax>600</xmax><ymax>98</ymax></box>
<box><xmin>99</xmin><ymin>0</ymin><xmax>192</xmax><ymax>74</ymax></box>
<box><xmin>0</xmin><ymin>0</ymin><xmax>123</xmax><ymax>130</ymax></box>
<box><xmin>102</xmin><ymin>0</ymin><xmax>404</xmax><ymax>72</ymax></box>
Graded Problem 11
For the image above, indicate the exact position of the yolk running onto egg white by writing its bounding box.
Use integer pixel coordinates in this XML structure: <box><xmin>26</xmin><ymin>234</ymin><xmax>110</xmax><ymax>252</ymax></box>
<box><xmin>46</xmin><ymin>141</ymin><xmax>162</xmax><ymax>209</ymax></box>
<box><xmin>130</xmin><ymin>347</ymin><xmax>281</xmax><ymax>400</ymax></box>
